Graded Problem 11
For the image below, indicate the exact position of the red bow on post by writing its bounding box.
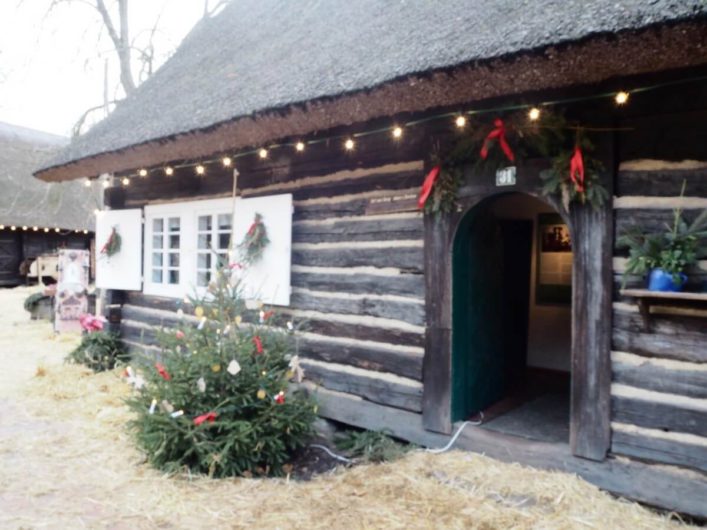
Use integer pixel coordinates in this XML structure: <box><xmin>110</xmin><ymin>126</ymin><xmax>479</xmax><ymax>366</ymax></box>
<box><xmin>417</xmin><ymin>165</ymin><xmax>441</xmax><ymax>209</ymax></box>
<box><xmin>480</xmin><ymin>118</ymin><xmax>515</xmax><ymax>162</ymax></box>
<box><xmin>193</xmin><ymin>411</ymin><xmax>218</xmax><ymax>426</ymax></box>
<box><xmin>569</xmin><ymin>146</ymin><xmax>585</xmax><ymax>193</ymax></box>
<box><xmin>155</xmin><ymin>362</ymin><xmax>171</xmax><ymax>381</ymax></box>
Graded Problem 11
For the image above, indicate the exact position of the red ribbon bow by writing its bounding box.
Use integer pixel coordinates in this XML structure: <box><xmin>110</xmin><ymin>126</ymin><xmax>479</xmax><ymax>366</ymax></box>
<box><xmin>569</xmin><ymin>146</ymin><xmax>585</xmax><ymax>193</ymax></box>
<box><xmin>274</xmin><ymin>391</ymin><xmax>286</xmax><ymax>404</ymax></box>
<box><xmin>417</xmin><ymin>165</ymin><xmax>441</xmax><ymax>209</ymax></box>
<box><xmin>155</xmin><ymin>362</ymin><xmax>171</xmax><ymax>381</ymax></box>
<box><xmin>253</xmin><ymin>335</ymin><xmax>264</xmax><ymax>354</ymax></box>
<box><xmin>480</xmin><ymin>118</ymin><xmax>515</xmax><ymax>162</ymax></box>
<box><xmin>262</xmin><ymin>310</ymin><xmax>274</xmax><ymax>321</ymax></box>
<box><xmin>193</xmin><ymin>411</ymin><xmax>218</xmax><ymax>426</ymax></box>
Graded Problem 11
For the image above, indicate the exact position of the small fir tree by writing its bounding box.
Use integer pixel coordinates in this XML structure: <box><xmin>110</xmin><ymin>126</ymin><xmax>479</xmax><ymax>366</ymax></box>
<box><xmin>126</xmin><ymin>264</ymin><xmax>315</xmax><ymax>477</ymax></box>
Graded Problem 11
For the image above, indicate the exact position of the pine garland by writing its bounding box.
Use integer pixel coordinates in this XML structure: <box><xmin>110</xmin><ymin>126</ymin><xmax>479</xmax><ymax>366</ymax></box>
<box><xmin>238</xmin><ymin>213</ymin><xmax>270</xmax><ymax>264</ymax></box>
<box><xmin>100</xmin><ymin>226</ymin><xmax>122</xmax><ymax>258</ymax></box>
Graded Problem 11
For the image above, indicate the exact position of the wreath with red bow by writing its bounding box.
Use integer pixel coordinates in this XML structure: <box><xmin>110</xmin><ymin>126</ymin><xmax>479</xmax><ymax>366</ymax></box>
<box><xmin>238</xmin><ymin>213</ymin><xmax>270</xmax><ymax>264</ymax></box>
<box><xmin>99</xmin><ymin>226</ymin><xmax>122</xmax><ymax>258</ymax></box>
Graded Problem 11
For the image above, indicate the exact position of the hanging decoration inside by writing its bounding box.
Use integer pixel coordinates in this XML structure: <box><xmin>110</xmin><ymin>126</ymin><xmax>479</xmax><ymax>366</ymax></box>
<box><xmin>238</xmin><ymin>213</ymin><xmax>270</xmax><ymax>264</ymax></box>
<box><xmin>99</xmin><ymin>226</ymin><xmax>122</xmax><ymax>258</ymax></box>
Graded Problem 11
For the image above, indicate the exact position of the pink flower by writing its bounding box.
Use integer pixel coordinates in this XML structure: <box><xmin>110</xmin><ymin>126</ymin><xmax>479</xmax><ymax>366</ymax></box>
<box><xmin>228</xmin><ymin>262</ymin><xmax>244</xmax><ymax>270</ymax></box>
<box><xmin>79</xmin><ymin>313</ymin><xmax>106</xmax><ymax>333</ymax></box>
<box><xmin>175</xmin><ymin>330</ymin><xmax>185</xmax><ymax>340</ymax></box>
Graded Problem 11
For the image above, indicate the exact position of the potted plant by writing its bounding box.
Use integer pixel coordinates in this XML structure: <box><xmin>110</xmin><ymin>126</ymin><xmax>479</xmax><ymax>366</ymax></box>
<box><xmin>618</xmin><ymin>199</ymin><xmax>707</xmax><ymax>292</ymax></box>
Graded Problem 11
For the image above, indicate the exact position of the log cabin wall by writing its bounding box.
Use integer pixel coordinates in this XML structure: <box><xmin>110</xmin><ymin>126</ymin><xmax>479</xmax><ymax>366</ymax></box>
<box><xmin>609</xmin><ymin>78</ymin><xmax>707</xmax><ymax>474</ymax></box>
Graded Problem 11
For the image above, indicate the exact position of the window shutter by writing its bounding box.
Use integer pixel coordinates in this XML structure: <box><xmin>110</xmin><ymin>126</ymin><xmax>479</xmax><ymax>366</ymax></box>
<box><xmin>95</xmin><ymin>209</ymin><xmax>143</xmax><ymax>290</ymax></box>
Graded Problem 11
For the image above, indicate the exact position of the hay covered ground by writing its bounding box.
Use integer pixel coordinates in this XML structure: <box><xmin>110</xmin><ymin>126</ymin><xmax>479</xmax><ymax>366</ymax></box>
<box><xmin>0</xmin><ymin>286</ymin><xmax>695</xmax><ymax>529</ymax></box>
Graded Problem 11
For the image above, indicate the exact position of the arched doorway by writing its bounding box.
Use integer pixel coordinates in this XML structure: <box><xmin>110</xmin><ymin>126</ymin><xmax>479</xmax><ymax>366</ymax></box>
<box><xmin>451</xmin><ymin>193</ymin><xmax>572</xmax><ymax>443</ymax></box>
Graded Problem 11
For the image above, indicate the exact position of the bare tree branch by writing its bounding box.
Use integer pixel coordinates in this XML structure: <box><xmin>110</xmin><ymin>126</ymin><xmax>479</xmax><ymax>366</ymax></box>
<box><xmin>95</xmin><ymin>0</ymin><xmax>135</xmax><ymax>94</ymax></box>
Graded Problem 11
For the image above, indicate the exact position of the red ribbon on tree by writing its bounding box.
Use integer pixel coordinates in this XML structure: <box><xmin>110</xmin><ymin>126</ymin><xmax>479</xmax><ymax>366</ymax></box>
<box><xmin>253</xmin><ymin>335</ymin><xmax>264</xmax><ymax>354</ymax></box>
<box><xmin>569</xmin><ymin>145</ymin><xmax>585</xmax><ymax>193</ymax></box>
<box><xmin>193</xmin><ymin>411</ymin><xmax>218</xmax><ymax>426</ymax></box>
<box><xmin>480</xmin><ymin>118</ymin><xmax>515</xmax><ymax>162</ymax></box>
<box><xmin>155</xmin><ymin>362</ymin><xmax>171</xmax><ymax>381</ymax></box>
<box><xmin>417</xmin><ymin>165</ymin><xmax>441</xmax><ymax>209</ymax></box>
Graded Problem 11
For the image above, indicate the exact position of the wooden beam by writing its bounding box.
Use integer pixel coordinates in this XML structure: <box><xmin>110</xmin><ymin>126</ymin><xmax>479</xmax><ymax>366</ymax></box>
<box><xmin>611</xmin><ymin>429</ymin><xmax>707</xmax><ymax>473</ymax></box>
<box><xmin>291</xmin><ymin>270</ymin><xmax>425</xmax><ymax>299</ymax></box>
<box><xmin>612</xmin><ymin>396</ymin><xmax>707</xmax><ymax>437</ymax></box>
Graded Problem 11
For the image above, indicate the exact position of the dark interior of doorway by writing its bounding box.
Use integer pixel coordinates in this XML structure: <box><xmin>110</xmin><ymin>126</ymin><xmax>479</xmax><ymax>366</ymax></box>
<box><xmin>452</xmin><ymin>193</ymin><xmax>570</xmax><ymax>444</ymax></box>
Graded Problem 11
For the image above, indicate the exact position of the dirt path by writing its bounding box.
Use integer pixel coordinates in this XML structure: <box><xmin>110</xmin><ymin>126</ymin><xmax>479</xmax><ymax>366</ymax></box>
<box><xmin>0</xmin><ymin>287</ymin><xmax>694</xmax><ymax>529</ymax></box>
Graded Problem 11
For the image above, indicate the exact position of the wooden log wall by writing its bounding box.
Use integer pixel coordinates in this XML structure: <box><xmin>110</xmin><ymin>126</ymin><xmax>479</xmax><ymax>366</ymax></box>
<box><xmin>119</xmin><ymin>159</ymin><xmax>427</xmax><ymax>414</ymax></box>
<box><xmin>610</xmin><ymin>162</ymin><xmax>707</xmax><ymax>474</ymax></box>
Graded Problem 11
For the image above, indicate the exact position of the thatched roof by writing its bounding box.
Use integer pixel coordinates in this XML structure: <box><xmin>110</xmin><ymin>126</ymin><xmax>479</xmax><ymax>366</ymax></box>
<box><xmin>0</xmin><ymin>122</ymin><xmax>97</xmax><ymax>231</ymax></box>
<box><xmin>36</xmin><ymin>0</ymin><xmax>707</xmax><ymax>181</ymax></box>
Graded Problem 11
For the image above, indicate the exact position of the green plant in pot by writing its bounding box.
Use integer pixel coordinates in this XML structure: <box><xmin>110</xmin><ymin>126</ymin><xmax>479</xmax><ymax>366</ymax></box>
<box><xmin>618</xmin><ymin>196</ymin><xmax>707</xmax><ymax>292</ymax></box>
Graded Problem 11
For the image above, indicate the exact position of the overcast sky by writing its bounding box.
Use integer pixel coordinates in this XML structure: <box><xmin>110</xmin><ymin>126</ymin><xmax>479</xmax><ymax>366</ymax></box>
<box><xmin>0</xmin><ymin>0</ymin><xmax>206</xmax><ymax>137</ymax></box>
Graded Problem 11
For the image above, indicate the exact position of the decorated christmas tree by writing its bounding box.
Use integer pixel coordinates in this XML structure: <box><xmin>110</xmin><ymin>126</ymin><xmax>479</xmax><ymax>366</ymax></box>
<box><xmin>126</xmin><ymin>262</ymin><xmax>315</xmax><ymax>478</ymax></box>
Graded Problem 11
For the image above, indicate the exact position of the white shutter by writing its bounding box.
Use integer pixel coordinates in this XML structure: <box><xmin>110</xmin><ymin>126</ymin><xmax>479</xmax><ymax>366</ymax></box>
<box><xmin>95</xmin><ymin>209</ymin><xmax>143</xmax><ymax>290</ymax></box>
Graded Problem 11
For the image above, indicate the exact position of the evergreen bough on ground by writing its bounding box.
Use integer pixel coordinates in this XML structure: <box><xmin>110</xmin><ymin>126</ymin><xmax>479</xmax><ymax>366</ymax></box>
<box><xmin>126</xmin><ymin>266</ymin><xmax>316</xmax><ymax>478</ymax></box>
<box><xmin>335</xmin><ymin>429</ymin><xmax>413</xmax><ymax>463</ymax></box>
<box><xmin>67</xmin><ymin>331</ymin><xmax>127</xmax><ymax>372</ymax></box>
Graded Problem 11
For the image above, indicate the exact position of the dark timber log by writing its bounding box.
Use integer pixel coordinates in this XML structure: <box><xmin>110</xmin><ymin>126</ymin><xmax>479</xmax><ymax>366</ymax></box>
<box><xmin>291</xmin><ymin>246</ymin><xmax>424</xmax><ymax>272</ymax></box>
<box><xmin>612</xmin><ymin>396</ymin><xmax>707</xmax><ymax>437</ymax></box>
<box><xmin>292</xmin><ymin>216</ymin><xmax>423</xmax><ymax>243</ymax></box>
<box><xmin>611</xmin><ymin>430</ymin><xmax>707</xmax><ymax>473</ymax></box>
<box><xmin>302</xmin><ymin>361</ymin><xmax>422</xmax><ymax>412</ymax></box>
<box><xmin>612</xmin><ymin>328</ymin><xmax>707</xmax><ymax>363</ymax></box>
<box><xmin>616</xmin><ymin>169</ymin><xmax>707</xmax><ymax>197</ymax></box>
<box><xmin>612</xmin><ymin>359</ymin><xmax>707</xmax><ymax>399</ymax></box>
<box><xmin>294</xmin><ymin>317</ymin><xmax>424</xmax><ymax>348</ymax></box>
<box><xmin>298</xmin><ymin>336</ymin><xmax>423</xmax><ymax>380</ymax></box>
<box><xmin>291</xmin><ymin>270</ymin><xmax>425</xmax><ymax>299</ymax></box>
<box><xmin>613</xmin><ymin>308</ymin><xmax>707</xmax><ymax>336</ymax></box>
<box><xmin>290</xmin><ymin>290</ymin><xmax>425</xmax><ymax>327</ymax></box>
<box><xmin>293</xmin><ymin>191</ymin><xmax>418</xmax><ymax>221</ymax></box>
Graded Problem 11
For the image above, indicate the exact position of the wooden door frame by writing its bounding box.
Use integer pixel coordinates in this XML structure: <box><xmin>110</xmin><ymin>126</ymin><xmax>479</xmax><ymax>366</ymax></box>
<box><xmin>421</xmin><ymin>164</ymin><xmax>613</xmax><ymax>461</ymax></box>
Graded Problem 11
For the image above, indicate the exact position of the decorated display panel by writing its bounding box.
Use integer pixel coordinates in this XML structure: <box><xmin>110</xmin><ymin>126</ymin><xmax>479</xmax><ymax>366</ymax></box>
<box><xmin>55</xmin><ymin>249</ymin><xmax>89</xmax><ymax>333</ymax></box>
<box><xmin>142</xmin><ymin>194</ymin><xmax>292</xmax><ymax>306</ymax></box>
<box><xmin>95</xmin><ymin>208</ymin><xmax>143</xmax><ymax>291</ymax></box>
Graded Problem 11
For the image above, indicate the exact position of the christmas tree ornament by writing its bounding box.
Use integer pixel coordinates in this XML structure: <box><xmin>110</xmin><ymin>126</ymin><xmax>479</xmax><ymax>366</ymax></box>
<box><xmin>288</xmin><ymin>355</ymin><xmax>305</xmax><ymax>383</ymax></box>
<box><xmin>286</xmin><ymin>321</ymin><xmax>294</xmax><ymax>331</ymax></box>
<box><xmin>155</xmin><ymin>362</ymin><xmax>171</xmax><ymax>381</ymax></box>
<box><xmin>193</xmin><ymin>411</ymin><xmax>218</xmax><ymax>426</ymax></box>
<box><xmin>211</xmin><ymin>363</ymin><xmax>221</xmax><ymax>373</ymax></box>
<box><xmin>274</xmin><ymin>391</ymin><xmax>286</xmax><ymax>404</ymax></box>
<box><xmin>161</xmin><ymin>400</ymin><xmax>174</xmax><ymax>413</ymax></box>
<box><xmin>257</xmin><ymin>389</ymin><xmax>267</xmax><ymax>400</ymax></box>
<box><xmin>194</xmin><ymin>306</ymin><xmax>205</xmax><ymax>318</ymax></box>
<box><xmin>170</xmin><ymin>410</ymin><xmax>184</xmax><ymax>418</ymax></box>
<box><xmin>235</xmin><ymin>315</ymin><xmax>243</xmax><ymax>326</ymax></box>
<box><xmin>198</xmin><ymin>317</ymin><xmax>207</xmax><ymax>330</ymax></box>
<box><xmin>253</xmin><ymin>336</ymin><xmax>264</xmax><ymax>354</ymax></box>
<box><xmin>227</xmin><ymin>359</ymin><xmax>241</xmax><ymax>376</ymax></box>
<box><xmin>223</xmin><ymin>325</ymin><xmax>231</xmax><ymax>336</ymax></box>
<box><xmin>148</xmin><ymin>398</ymin><xmax>157</xmax><ymax>415</ymax></box>
<box><xmin>176</xmin><ymin>309</ymin><xmax>184</xmax><ymax>318</ymax></box>
<box><xmin>197</xmin><ymin>377</ymin><xmax>206</xmax><ymax>393</ymax></box>
<box><xmin>175</xmin><ymin>330</ymin><xmax>185</xmax><ymax>339</ymax></box>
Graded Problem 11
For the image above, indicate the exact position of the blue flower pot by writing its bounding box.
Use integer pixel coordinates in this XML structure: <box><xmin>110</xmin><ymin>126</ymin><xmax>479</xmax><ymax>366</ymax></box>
<box><xmin>648</xmin><ymin>268</ymin><xmax>687</xmax><ymax>292</ymax></box>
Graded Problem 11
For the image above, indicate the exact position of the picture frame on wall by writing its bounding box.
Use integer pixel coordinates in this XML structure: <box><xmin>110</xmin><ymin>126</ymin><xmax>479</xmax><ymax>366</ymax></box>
<box><xmin>536</xmin><ymin>213</ymin><xmax>572</xmax><ymax>305</ymax></box>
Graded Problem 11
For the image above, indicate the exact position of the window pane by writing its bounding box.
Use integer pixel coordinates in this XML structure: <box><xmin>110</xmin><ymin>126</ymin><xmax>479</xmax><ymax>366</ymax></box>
<box><xmin>152</xmin><ymin>269</ymin><xmax>162</xmax><ymax>283</ymax></box>
<box><xmin>198</xmin><ymin>234</ymin><xmax>211</xmax><ymax>250</ymax></box>
<box><xmin>218</xmin><ymin>233</ymin><xmax>230</xmax><ymax>250</ymax></box>
<box><xmin>169</xmin><ymin>235</ymin><xmax>180</xmax><ymax>249</ymax></box>
<box><xmin>152</xmin><ymin>219</ymin><xmax>163</xmax><ymax>233</ymax></box>
<box><xmin>197</xmin><ymin>271</ymin><xmax>209</xmax><ymax>287</ymax></box>
<box><xmin>152</xmin><ymin>235</ymin><xmax>163</xmax><ymax>250</ymax></box>
<box><xmin>152</xmin><ymin>252</ymin><xmax>163</xmax><ymax>267</ymax></box>
<box><xmin>218</xmin><ymin>214</ymin><xmax>231</xmax><ymax>230</ymax></box>
<box><xmin>169</xmin><ymin>253</ymin><xmax>180</xmax><ymax>267</ymax></box>
<box><xmin>198</xmin><ymin>215</ymin><xmax>211</xmax><ymax>231</ymax></box>
<box><xmin>168</xmin><ymin>217</ymin><xmax>180</xmax><ymax>232</ymax></box>
<box><xmin>169</xmin><ymin>270</ymin><xmax>179</xmax><ymax>284</ymax></box>
<box><xmin>197</xmin><ymin>253</ymin><xmax>210</xmax><ymax>269</ymax></box>
<box><xmin>216</xmin><ymin>252</ymin><xmax>228</xmax><ymax>269</ymax></box>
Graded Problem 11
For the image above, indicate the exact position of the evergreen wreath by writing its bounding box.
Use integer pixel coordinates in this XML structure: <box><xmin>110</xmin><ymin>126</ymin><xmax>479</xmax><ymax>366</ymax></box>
<box><xmin>238</xmin><ymin>213</ymin><xmax>270</xmax><ymax>264</ymax></box>
<box><xmin>100</xmin><ymin>226</ymin><xmax>122</xmax><ymax>258</ymax></box>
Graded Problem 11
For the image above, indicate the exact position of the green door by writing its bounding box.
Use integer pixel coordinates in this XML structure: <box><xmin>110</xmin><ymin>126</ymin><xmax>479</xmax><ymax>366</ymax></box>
<box><xmin>451</xmin><ymin>207</ymin><xmax>532</xmax><ymax>421</ymax></box>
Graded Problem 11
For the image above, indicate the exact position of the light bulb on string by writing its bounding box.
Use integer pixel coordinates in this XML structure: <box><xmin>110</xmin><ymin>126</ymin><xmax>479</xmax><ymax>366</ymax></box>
<box><xmin>295</xmin><ymin>142</ymin><xmax>305</xmax><ymax>152</ymax></box>
<box><xmin>528</xmin><ymin>107</ymin><xmax>541</xmax><ymax>121</ymax></box>
<box><xmin>32</xmin><ymin>226</ymin><xmax>38</xmax><ymax>231</ymax></box>
<box><xmin>0</xmin><ymin>225</ymin><xmax>4</xmax><ymax>230</ymax></box>
<box><xmin>344</xmin><ymin>138</ymin><xmax>355</xmax><ymax>150</ymax></box>
<box><xmin>258</xmin><ymin>148</ymin><xmax>268</xmax><ymax>159</ymax></box>
<box><xmin>138</xmin><ymin>168</ymin><xmax>148</xmax><ymax>177</ymax></box>
<box><xmin>122</xmin><ymin>177</ymin><xmax>130</xmax><ymax>186</ymax></box>
<box><xmin>22</xmin><ymin>226</ymin><xmax>27</xmax><ymax>231</ymax></box>
<box><xmin>165</xmin><ymin>166</ymin><xmax>174</xmax><ymax>176</ymax></box>
<box><xmin>43</xmin><ymin>228</ymin><xmax>49</xmax><ymax>233</ymax></box>
<box><xmin>392</xmin><ymin>126</ymin><xmax>403</xmax><ymax>139</ymax></box>
<box><xmin>615</xmin><ymin>91</ymin><xmax>629</xmax><ymax>105</ymax></box>
<box><xmin>195</xmin><ymin>164</ymin><xmax>206</xmax><ymax>175</ymax></box>
<box><xmin>11</xmin><ymin>226</ymin><xmax>16</xmax><ymax>231</ymax></box>
<box><xmin>54</xmin><ymin>227</ymin><xmax>59</xmax><ymax>233</ymax></box>
<box><xmin>222</xmin><ymin>157</ymin><xmax>232</xmax><ymax>167</ymax></box>
<box><xmin>455</xmin><ymin>115</ymin><xmax>467</xmax><ymax>128</ymax></box>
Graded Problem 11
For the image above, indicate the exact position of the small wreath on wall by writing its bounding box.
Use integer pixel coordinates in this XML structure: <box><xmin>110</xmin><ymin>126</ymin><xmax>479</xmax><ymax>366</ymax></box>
<box><xmin>99</xmin><ymin>225</ymin><xmax>122</xmax><ymax>258</ymax></box>
<box><xmin>238</xmin><ymin>213</ymin><xmax>270</xmax><ymax>264</ymax></box>
<box><xmin>418</xmin><ymin>110</ymin><xmax>609</xmax><ymax>214</ymax></box>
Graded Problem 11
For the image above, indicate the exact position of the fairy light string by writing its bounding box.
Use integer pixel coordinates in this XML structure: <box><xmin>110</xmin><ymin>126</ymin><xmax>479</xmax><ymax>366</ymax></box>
<box><xmin>78</xmin><ymin>74</ymin><xmax>706</xmax><ymax>187</ymax></box>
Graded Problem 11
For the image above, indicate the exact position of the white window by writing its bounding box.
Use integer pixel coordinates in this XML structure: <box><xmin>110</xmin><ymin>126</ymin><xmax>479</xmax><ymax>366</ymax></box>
<box><xmin>142</xmin><ymin>195</ymin><xmax>292</xmax><ymax>305</ymax></box>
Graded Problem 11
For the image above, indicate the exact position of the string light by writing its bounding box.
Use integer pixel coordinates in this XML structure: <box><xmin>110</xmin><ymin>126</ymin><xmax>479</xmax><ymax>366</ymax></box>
<box><xmin>392</xmin><ymin>126</ymin><xmax>403</xmax><ymax>138</ymax></box>
<box><xmin>43</xmin><ymin>227</ymin><xmax>49</xmax><ymax>233</ymax></box>
<box><xmin>122</xmin><ymin>177</ymin><xmax>130</xmax><ymax>186</ymax></box>
<box><xmin>164</xmin><ymin>166</ymin><xmax>174</xmax><ymax>176</ymax></box>
<box><xmin>344</xmin><ymin>138</ymin><xmax>355</xmax><ymax>150</ymax></box>
<box><xmin>54</xmin><ymin>228</ymin><xmax>60</xmax><ymax>233</ymax></box>
<box><xmin>455</xmin><ymin>115</ymin><xmax>467</xmax><ymax>128</ymax></box>
<box><xmin>0</xmin><ymin>225</ymin><xmax>3</xmax><ymax>229</ymax></box>
<box><xmin>195</xmin><ymin>164</ymin><xmax>206</xmax><ymax>175</ymax></box>
<box><xmin>22</xmin><ymin>226</ymin><xmax>27</xmax><ymax>231</ymax></box>
<box><xmin>138</xmin><ymin>168</ymin><xmax>148</xmax><ymax>177</ymax></box>
<box><xmin>295</xmin><ymin>141</ymin><xmax>305</xmax><ymax>152</ymax></box>
<box><xmin>258</xmin><ymin>148</ymin><xmax>268</xmax><ymax>159</ymax></box>
<box><xmin>528</xmin><ymin>107</ymin><xmax>541</xmax><ymax>121</ymax></box>
<box><xmin>222</xmin><ymin>156</ymin><xmax>232</xmax><ymax>167</ymax></box>
<box><xmin>11</xmin><ymin>226</ymin><xmax>16</xmax><ymax>231</ymax></box>
<box><xmin>83</xmin><ymin>229</ymin><xmax>89</xmax><ymax>234</ymax></box>
<box><xmin>32</xmin><ymin>226</ymin><xmax>38</xmax><ymax>231</ymax></box>
<box><xmin>615</xmin><ymin>91</ymin><xmax>629</xmax><ymax>105</ymax></box>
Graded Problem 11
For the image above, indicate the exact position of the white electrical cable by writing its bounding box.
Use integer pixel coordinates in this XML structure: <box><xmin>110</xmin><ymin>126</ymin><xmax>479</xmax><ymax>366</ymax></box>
<box><xmin>425</xmin><ymin>412</ymin><xmax>484</xmax><ymax>454</ymax></box>
<box><xmin>309</xmin><ymin>444</ymin><xmax>354</xmax><ymax>463</ymax></box>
